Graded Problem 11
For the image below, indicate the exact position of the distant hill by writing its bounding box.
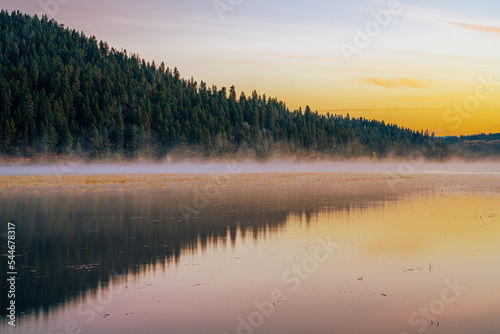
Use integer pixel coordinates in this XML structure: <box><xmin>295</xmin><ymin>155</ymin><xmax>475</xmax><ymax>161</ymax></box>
<box><xmin>444</xmin><ymin>133</ymin><xmax>500</xmax><ymax>159</ymax></box>
<box><xmin>0</xmin><ymin>10</ymin><xmax>450</xmax><ymax>161</ymax></box>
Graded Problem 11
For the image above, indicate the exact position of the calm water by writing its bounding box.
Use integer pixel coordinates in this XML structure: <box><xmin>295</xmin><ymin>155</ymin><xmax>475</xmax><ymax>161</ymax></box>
<box><xmin>1</xmin><ymin>183</ymin><xmax>499</xmax><ymax>334</ymax></box>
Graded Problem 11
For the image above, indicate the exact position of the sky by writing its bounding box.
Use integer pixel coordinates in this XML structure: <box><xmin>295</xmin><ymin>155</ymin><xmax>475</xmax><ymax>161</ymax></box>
<box><xmin>2</xmin><ymin>0</ymin><xmax>500</xmax><ymax>136</ymax></box>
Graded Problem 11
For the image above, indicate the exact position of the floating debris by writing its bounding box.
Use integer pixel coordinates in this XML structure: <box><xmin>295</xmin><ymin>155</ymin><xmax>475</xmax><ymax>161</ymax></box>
<box><xmin>193</xmin><ymin>283</ymin><xmax>206</xmax><ymax>287</ymax></box>
<box><xmin>371</xmin><ymin>293</ymin><xmax>388</xmax><ymax>297</ymax></box>
<box><xmin>63</xmin><ymin>264</ymin><xmax>100</xmax><ymax>270</ymax></box>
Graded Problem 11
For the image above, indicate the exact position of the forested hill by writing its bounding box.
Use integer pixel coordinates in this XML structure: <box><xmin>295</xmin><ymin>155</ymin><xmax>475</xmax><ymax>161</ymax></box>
<box><xmin>444</xmin><ymin>133</ymin><xmax>500</xmax><ymax>158</ymax></box>
<box><xmin>0</xmin><ymin>11</ymin><xmax>450</xmax><ymax>160</ymax></box>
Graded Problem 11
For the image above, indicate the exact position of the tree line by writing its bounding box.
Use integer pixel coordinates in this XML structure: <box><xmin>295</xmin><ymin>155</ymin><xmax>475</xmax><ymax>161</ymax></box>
<box><xmin>0</xmin><ymin>11</ymin><xmax>450</xmax><ymax>160</ymax></box>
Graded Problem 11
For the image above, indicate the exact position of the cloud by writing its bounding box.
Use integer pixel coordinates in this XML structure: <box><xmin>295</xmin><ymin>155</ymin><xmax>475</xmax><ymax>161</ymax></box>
<box><xmin>446</xmin><ymin>21</ymin><xmax>500</xmax><ymax>36</ymax></box>
<box><xmin>487</xmin><ymin>123</ymin><xmax>500</xmax><ymax>133</ymax></box>
<box><xmin>361</xmin><ymin>77</ymin><xmax>426</xmax><ymax>89</ymax></box>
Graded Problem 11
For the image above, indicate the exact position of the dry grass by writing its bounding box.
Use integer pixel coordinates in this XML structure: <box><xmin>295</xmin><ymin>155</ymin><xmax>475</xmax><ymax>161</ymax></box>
<box><xmin>1</xmin><ymin>172</ymin><xmax>499</xmax><ymax>197</ymax></box>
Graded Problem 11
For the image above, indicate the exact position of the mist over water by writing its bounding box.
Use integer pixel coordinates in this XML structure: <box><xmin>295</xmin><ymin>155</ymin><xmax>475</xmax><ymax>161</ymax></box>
<box><xmin>0</xmin><ymin>159</ymin><xmax>499</xmax><ymax>176</ymax></box>
<box><xmin>1</xmin><ymin>160</ymin><xmax>499</xmax><ymax>334</ymax></box>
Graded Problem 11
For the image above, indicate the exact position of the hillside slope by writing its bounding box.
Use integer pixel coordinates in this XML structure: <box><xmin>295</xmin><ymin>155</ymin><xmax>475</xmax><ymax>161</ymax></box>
<box><xmin>0</xmin><ymin>11</ymin><xmax>450</xmax><ymax>160</ymax></box>
<box><xmin>444</xmin><ymin>133</ymin><xmax>500</xmax><ymax>159</ymax></box>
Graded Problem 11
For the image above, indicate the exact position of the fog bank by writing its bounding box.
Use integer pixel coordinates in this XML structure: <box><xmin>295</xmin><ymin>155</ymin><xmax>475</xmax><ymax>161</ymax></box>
<box><xmin>0</xmin><ymin>160</ymin><xmax>498</xmax><ymax>176</ymax></box>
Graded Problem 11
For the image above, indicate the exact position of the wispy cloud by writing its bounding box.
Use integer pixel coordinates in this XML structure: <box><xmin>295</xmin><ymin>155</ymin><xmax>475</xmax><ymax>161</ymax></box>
<box><xmin>319</xmin><ymin>108</ymin><xmax>443</xmax><ymax>113</ymax></box>
<box><xmin>487</xmin><ymin>124</ymin><xmax>500</xmax><ymax>133</ymax></box>
<box><xmin>446</xmin><ymin>21</ymin><xmax>500</xmax><ymax>36</ymax></box>
<box><xmin>361</xmin><ymin>77</ymin><xmax>426</xmax><ymax>89</ymax></box>
<box><xmin>401</xmin><ymin>4</ymin><xmax>460</xmax><ymax>25</ymax></box>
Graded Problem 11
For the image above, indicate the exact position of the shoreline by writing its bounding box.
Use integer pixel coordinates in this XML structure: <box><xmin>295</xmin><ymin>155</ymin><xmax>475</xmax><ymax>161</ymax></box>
<box><xmin>1</xmin><ymin>172</ymin><xmax>500</xmax><ymax>196</ymax></box>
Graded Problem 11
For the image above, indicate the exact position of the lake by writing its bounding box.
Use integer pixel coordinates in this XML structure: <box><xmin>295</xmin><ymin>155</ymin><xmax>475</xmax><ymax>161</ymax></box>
<box><xmin>1</xmin><ymin>172</ymin><xmax>499</xmax><ymax>334</ymax></box>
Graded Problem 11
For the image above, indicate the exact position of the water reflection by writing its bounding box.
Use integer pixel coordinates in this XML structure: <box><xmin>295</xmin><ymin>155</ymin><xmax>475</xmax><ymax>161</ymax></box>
<box><xmin>0</xmin><ymin>186</ymin><xmax>499</xmax><ymax>334</ymax></box>
<box><xmin>0</xmin><ymin>189</ymin><xmax>398</xmax><ymax>320</ymax></box>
